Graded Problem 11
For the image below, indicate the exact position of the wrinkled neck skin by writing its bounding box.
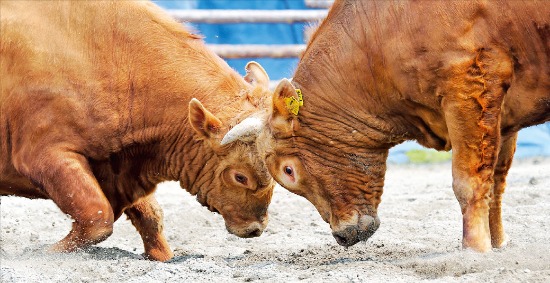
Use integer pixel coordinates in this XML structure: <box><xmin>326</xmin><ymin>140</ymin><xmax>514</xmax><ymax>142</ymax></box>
<box><xmin>295</xmin><ymin>0</ymin><xmax>454</xmax><ymax>151</ymax></box>
<box><xmin>285</xmin><ymin>0</ymin><xmax>432</xmax><ymax>220</ymax></box>
<box><xmin>127</xmin><ymin>73</ymin><xmax>266</xmax><ymax>200</ymax></box>
<box><xmin>91</xmin><ymin>21</ymin><xmax>264</xmax><ymax>198</ymax></box>
<box><xmin>173</xmin><ymin>89</ymin><xmax>271</xmax><ymax>201</ymax></box>
<box><xmin>274</xmin><ymin>75</ymin><xmax>395</xmax><ymax>218</ymax></box>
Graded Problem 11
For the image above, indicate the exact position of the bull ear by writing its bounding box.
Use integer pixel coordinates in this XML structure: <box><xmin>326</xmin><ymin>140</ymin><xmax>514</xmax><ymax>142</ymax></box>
<box><xmin>270</xmin><ymin>79</ymin><xmax>301</xmax><ymax>137</ymax></box>
<box><xmin>244</xmin><ymin>61</ymin><xmax>269</xmax><ymax>89</ymax></box>
<box><xmin>189</xmin><ymin>98</ymin><xmax>223</xmax><ymax>138</ymax></box>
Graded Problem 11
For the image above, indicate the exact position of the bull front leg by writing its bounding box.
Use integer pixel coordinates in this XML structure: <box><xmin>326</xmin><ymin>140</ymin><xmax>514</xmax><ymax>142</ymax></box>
<box><xmin>448</xmin><ymin>139</ymin><xmax>496</xmax><ymax>253</ymax></box>
<box><xmin>13</xmin><ymin>149</ymin><xmax>115</xmax><ymax>252</ymax></box>
<box><xmin>489</xmin><ymin>132</ymin><xmax>517</xmax><ymax>248</ymax></box>
<box><xmin>441</xmin><ymin>48</ymin><xmax>512</xmax><ymax>252</ymax></box>
<box><xmin>124</xmin><ymin>193</ymin><xmax>173</xmax><ymax>261</ymax></box>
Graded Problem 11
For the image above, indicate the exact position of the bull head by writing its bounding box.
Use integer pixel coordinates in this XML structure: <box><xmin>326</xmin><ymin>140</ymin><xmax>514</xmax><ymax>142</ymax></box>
<box><xmin>264</xmin><ymin>79</ymin><xmax>384</xmax><ymax>248</ymax></box>
<box><xmin>185</xmin><ymin>61</ymin><xmax>274</xmax><ymax>240</ymax></box>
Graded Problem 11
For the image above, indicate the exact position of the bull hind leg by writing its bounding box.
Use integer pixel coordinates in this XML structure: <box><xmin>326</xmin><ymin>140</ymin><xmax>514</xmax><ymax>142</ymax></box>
<box><xmin>442</xmin><ymin>48</ymin><xmax>512</xmax><ymax>252</ymax></box>
<box><xmin>14</xmin><ymin>149</ymin><xmax>114</xmax><ymax>252</ymax></box>
<box><xmin>489</xmin><ymin>132</ymin><xmax>517</xmax><ymax>248</ymax></box>
<box><xmin>124</xmin><ymin>194</ymin><xmax>173</xmax><ymax>262</ymax></box>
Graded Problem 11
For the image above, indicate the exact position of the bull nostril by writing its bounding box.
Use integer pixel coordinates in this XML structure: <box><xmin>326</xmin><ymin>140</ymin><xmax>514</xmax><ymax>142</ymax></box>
<box><xmin>333</xmin><ymin>233</ymin><xmax>349</xmax><ymax>246</ymax></box>
<box><xmin>332</xmin><ymin>229</ymin><xmax>362</xmax><ymax>247</ymax></box>
<box><xmin>246</xmin><ymin>228</ymin><xmax>262</xmax><ymax>238</ymax></box>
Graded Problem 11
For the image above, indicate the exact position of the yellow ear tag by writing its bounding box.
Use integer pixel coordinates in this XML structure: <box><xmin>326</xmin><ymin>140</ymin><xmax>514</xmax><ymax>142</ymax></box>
<box><xmin>295</xmin><ymin>89</ymin><xmax>303</xmax><ymax>106</ymax></box>
<box><xmin>284</xmin><ymin>97</ymin><xmax>300</xmax><ymax>115</ymax></box>
<box><xmin>284</xmin><ymin>89</ymin><xmax>304</xmax><ymax>116</ymax></box>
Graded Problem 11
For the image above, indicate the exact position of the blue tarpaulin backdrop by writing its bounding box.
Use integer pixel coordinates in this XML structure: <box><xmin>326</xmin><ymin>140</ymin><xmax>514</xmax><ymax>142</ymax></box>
<box><xmin>155</xmin><ymin>0</ymin><xmax>550</xmax><ymax>162</ymax></box>
<box><xmin>155</xmin><ymin>0</ymin><xmax>313</xmax><ymax>80</ymax></box>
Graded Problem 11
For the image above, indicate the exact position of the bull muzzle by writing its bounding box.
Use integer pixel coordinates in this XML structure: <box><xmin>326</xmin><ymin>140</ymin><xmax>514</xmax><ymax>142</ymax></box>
<box><xmin>226</xmin><ymin>219</ymin><xmax>267</xmax><ymax>238</ymax></box>
<box><xmin>331</xmin><ymin>215</ymin><xmax>380</xmax><ymax>247</ymax></box>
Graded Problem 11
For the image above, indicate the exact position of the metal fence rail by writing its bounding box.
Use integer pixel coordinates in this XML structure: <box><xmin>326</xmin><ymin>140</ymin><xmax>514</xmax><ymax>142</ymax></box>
<box><xmin>168</xmin><ymin>9</ymin><xmax>328</xmax><ymax>24</ymax></box>
<box><xmin>208</xmin><ymin>44</ymin><xmax>306</xmax><ymax>59</ymax></box>
<box><xmin>169</xmin><ymin>9</ymin><xmax>326</xmax><ymax>59</ymax></box>
<box><xmin>305</xmin><ymin>0</ymin><xmax>334</xmax><ymax>8</ymax></box>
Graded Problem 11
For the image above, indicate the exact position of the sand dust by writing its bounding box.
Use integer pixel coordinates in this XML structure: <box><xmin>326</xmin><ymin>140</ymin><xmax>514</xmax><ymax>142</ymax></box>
<box><xmin>1</xmin><ymin>158</ymin><xmax>549</xmax><ymax>282</ymax></box>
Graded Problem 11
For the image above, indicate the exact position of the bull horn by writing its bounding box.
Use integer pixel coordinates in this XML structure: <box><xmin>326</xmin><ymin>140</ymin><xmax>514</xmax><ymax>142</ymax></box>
<box><xmin>220</xmin><ymin>117</ymin><xmax>264</xmax><ymax>145</ymax></box>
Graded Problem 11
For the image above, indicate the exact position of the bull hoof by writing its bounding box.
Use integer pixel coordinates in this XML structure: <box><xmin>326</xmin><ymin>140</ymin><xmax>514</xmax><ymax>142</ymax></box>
<box><xmin>492</xmin><ymin>233</ymin><xmax>510</xmax><ymax>249</ymax></box>
<box><xmin>143</xmin><ymin>250</ymin><xmax>174</xmax><ymax>262</ymax></box>
<box><xmin>462</xmin><ymin>239</ymin><xmax>492</xmax><ymax>253</ymax></box>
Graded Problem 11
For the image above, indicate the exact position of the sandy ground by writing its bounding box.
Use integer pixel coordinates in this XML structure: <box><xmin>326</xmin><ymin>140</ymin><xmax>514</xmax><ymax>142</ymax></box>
<box><xmin>1</xmin><ymin>158</ymin><xmax>549</xmax><ymax>282</ymax></box>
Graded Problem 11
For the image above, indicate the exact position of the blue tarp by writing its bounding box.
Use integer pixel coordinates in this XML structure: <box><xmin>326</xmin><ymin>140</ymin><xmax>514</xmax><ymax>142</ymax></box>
<box><xmin>155</xmin><ymin>0</ymin><xmax>315</xmax><ymax>80</ymax></box>
<box><xmin>155</xmin><ymin>0</ymin><xmax>550</xmax><ymax>162</ymax></box>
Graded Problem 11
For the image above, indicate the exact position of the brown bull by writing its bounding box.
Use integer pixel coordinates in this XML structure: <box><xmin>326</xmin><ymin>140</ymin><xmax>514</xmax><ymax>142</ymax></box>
<box><xmin>230</xmin><ymin>0</ymin><xmax>549</xmax><ymax>252</ymax></box>
<box><xmin>0</xmin><ymin>1</ymin><xmax>274</xmax><ymax>261</ymax></box>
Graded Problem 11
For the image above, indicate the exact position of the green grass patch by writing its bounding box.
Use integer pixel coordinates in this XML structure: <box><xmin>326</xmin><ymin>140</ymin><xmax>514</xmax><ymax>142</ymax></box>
<box><xmin>405</xmin><ymin>149</ymin><xmax>452</xmax><ymax>164</ymax></box>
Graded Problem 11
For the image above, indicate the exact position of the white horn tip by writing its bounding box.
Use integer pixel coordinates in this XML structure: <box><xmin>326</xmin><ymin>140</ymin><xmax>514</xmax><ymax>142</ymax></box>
<box><xmin>221</xmin><ymin>117</ymin><xmax>263</xmax><ymax>145</ymax></box>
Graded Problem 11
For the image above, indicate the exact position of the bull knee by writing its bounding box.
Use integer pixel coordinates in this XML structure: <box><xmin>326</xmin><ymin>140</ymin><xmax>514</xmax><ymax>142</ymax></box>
<box><xmin>87</xmin><ymin>221</ymin><xmax>114</xmax><ymax>244</ymax></box>
<box><xmin>51</xmin><ymin>213</ymin><xmax>115</xmax><ymax>253</ymax></box>
<box><xmin>77</xmin><ymin>208</ymin><xmax>115</xmax><ymax>244</ymax></box>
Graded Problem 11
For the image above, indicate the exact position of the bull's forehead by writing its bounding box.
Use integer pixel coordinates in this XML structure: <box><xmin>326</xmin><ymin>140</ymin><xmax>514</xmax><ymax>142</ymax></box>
<box><xmin>275</xmin><ymin>136</ymin><xmax>386</xmax><ymax>198</ymax></box>
<box><xmin>218</xmin><ymin>140</ymin><xmax>256</xmax><ymax>160</ymax></box>
<box><xmin>219</xmin><ymin>141</ymin><xmax>271</xmax><ymax>180</ymax></box>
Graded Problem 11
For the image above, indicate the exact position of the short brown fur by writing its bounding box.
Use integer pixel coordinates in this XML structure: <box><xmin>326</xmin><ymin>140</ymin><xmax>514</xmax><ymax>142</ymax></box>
<box><xmin>264</xmin><ymin>0</ymin><xmax>549</xmax><ymax>251</ymax></box>
<box><xmin>0</xmin><ymin>1</ymin><xmax>274</xmax><ymax>261</ymax></box>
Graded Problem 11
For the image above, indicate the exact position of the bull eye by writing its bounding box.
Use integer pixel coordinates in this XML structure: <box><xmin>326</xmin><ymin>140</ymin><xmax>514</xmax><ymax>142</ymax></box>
<box><xmin>284</xmin><ymin>166</ymin><xmax>293</xmax><ymax>176</ymax></box>
<box><xmin>234</xmin><ymin>173</ymin><xmax>248</xmax><ymax>185</ymax></box>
